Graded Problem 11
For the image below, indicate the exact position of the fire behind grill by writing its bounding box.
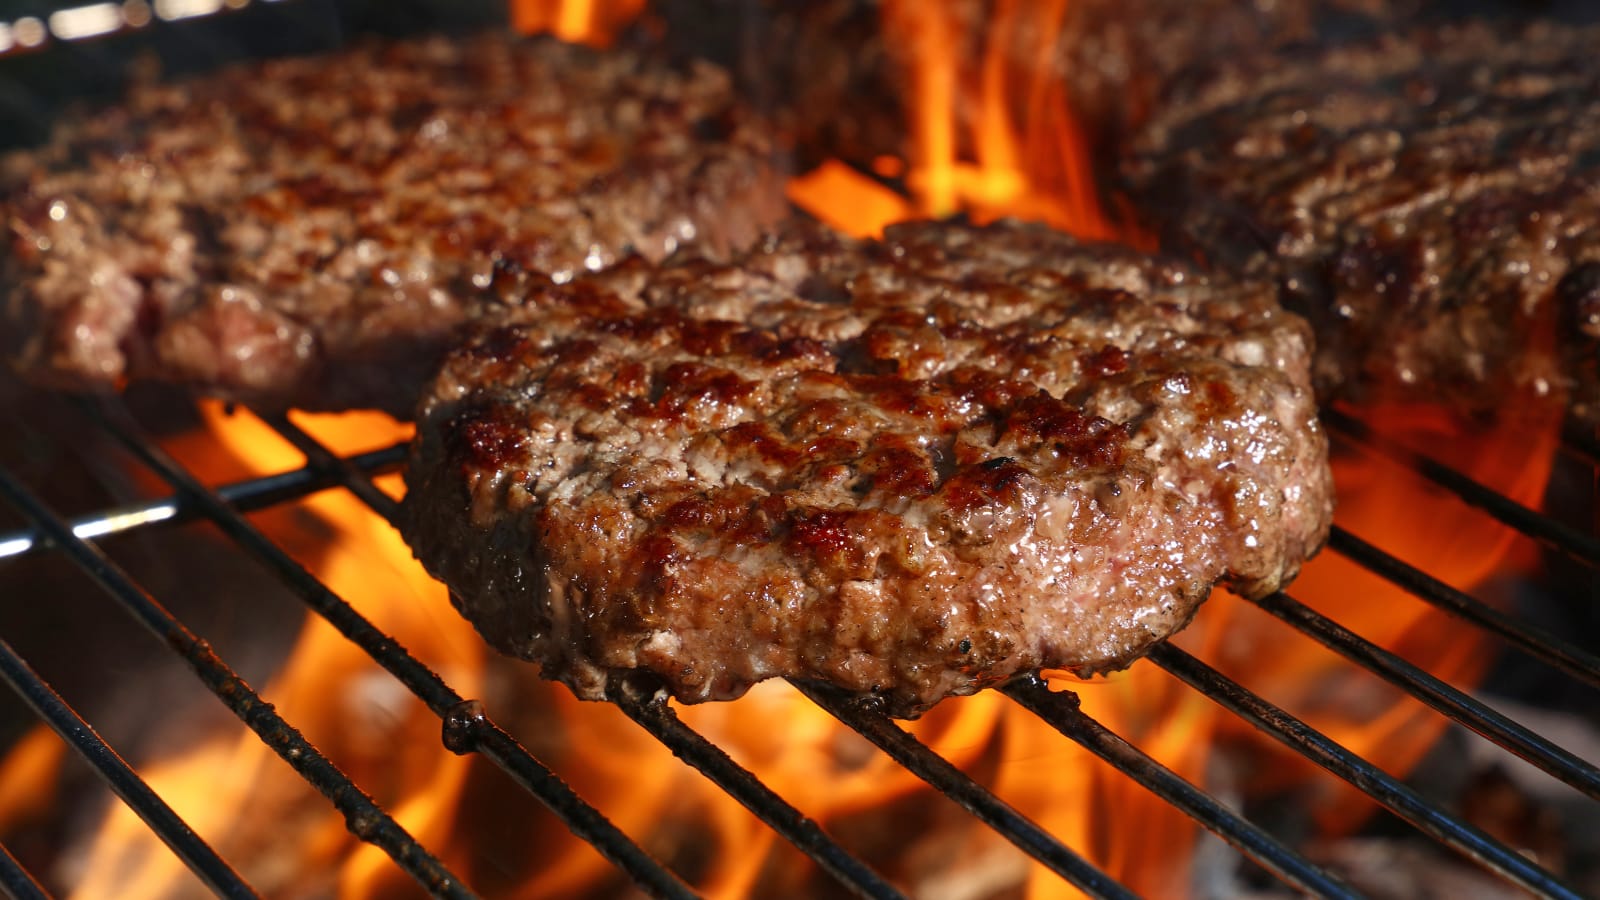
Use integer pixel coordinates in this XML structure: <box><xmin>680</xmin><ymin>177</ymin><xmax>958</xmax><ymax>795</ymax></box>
<box><xmin>1</xmin><ymin>383</ymin><xmax>1596</xmax><ymax>899</ymax></box>
<box><xmin>0</xmin><ymin>2</ymin><xmax>1598</xmax><ymax>898</ymax></box>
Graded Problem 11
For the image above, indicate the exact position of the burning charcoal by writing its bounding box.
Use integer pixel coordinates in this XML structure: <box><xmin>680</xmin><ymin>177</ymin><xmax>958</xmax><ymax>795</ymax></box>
<box><xmin>0</xmin><ymin>32</ymin><xmax>788</xmax><ymax>415</ymax></box>
<box><xmin>1125</xmin><ymin>19</ymin><xmax>1600</xmax><ymax>422</ymax></box>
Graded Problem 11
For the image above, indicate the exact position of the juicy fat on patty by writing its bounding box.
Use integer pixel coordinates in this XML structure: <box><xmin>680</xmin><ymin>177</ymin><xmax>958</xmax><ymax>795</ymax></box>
<box><xmin>402</xmin><ymin>221</ymin><xmax>1334</xmax><ymax>717</ymax></box>
<box><xmin>1</xmin><ymin>33</ymin><xmax>786</xmax><ymax>414</ymax></box>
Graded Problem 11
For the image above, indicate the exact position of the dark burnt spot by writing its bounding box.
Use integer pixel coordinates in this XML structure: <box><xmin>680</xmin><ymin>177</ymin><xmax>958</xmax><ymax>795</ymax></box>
<box><xmin>958</xmin><ymin>638</ymin><xmax>972</xmax><ymax>654</ymax></box>
<box><xmin>448</xmin><ymin>404</ymin><xmax>527</xmax><ymax>470</ymax></box>
<box><xmin>487</xmin><ymin>252</ymin><xmax>525</xmax><ymax>289</ymax></box>
<box><xmin>692</xmin><ymin>111</ymin><xmax>735</xmax><ymax>142</ymax></box>
<box><xmin>1083</xmin><ymin>344</ymin><xmax>1128</xmax><ymax>377</ymax></box>
<box><xmin>979</xmin><ymin>456</ymin><xmax>1017</xmax><ymax>471</ymax></box>
<box><xmin>1556</xmin><ymin>261</ymin><xmax>1600</xmax><ymax>339</ymax></box>
<box><xmin>135</xmin><ymin>295</ymin><xmax>164</xmax><ymax>340</ymax></box>
<box><xmin>465</xmin><ymin>326</ymin><xmax>531</xmax><ymax>363</ymax></box>
<box><xmin>836</xmin><ymin>342</ymin><xmax>901</xmax><ymax>376</ymax></box>
<box><xmin>179</xmin><ymin>203</ymin><xmax>227</xmax><ymax>262</ymax></box>
<box><xmin>796</xmin><ymin>275</ymin><xmax>852</xmax><ymax>306</ymax></box>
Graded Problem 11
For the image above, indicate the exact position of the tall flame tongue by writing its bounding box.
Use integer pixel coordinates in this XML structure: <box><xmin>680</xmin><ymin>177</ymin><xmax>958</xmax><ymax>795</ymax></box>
<box><xmin>0</xmin><ymin>1</ymin><xmax>1570</xmax><ymax>896</ymax></box>
<box><xmin>790</xmin><ymin>0</ymin><xmax>1135</xmax><ymax>243</ymax></box>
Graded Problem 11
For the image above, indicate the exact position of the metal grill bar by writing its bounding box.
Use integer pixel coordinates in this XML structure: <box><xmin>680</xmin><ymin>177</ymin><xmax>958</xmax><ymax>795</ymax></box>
<box><xmin>612</xmin><ymin>689</ymin><xmax>906</xmax><ymax>900</ymax></box>
<box><xmin>0</xmin><ymin>442</ymin><xmax>405</xmax><ymax>561</ymax></box>
<box><xmin>1323</xmin><ymin>407</ymin><xmax>1600</xmax><ymax>566</ymax></box>
<box><xmin>1561</xmin><ymin>423</ymin><xmax>1600</xmax><ymax>465</ymax></box>
<box><xmin>250</xmin><ymin>411</ymin><xmax>1386</xmax><ymax>900</ymax></box>
<box><xmin>998</xmin><ymin>677</ymin><xmax>1357</xmax><ymax>899</ymax></box>
<box><xmin>1329</xmin><ymin>527</ymin><xmax>1600</xmax><ymax>689</ymax></box>
<box><xmin>256</xmin><ymin>409</ymin><xmax>904</xmax><ymax>899</ymax></box>
<box><xmin>167</xmin><ymin>405</ymin><xmax>1600</xmax><ymax>900</ymax></box>
<box><xmin>1</xmin><ymin>389</ymin><xmax>1590</xmax><ymax>898</ymax></box>
<box><xmin>0</xmin><ymin>632</ymin><xmax>253</xmax><ymax>900</ymax></box>
<box><xmin>81</xmin><ymin>400</ymin><xmax>697</xmax><ymax>900</ymax></box>
<box><xmin>0</xmin><ymin>840</ymin><xmax>50</xmax><ymax>900</ymax></box>
<box><xmin>1254</xmin><ymin>590</ymin><xmax>1600</xmax><ymax>802</ymax></box>
<box><xmin>0</xmin><ymin>467</ymin><xmax>473</xmax><ymax>899</ymax></box>
<box><xmin>791</xmin><ymin>680</ymin><xmax>1137</xmax><ymax>900</ymax></box>
<box><xmin>256</xmin><ymin>413</ymin><xmax>405</xmax><ymax>523</ymax></box>
<box><xmin>1149</xmin><ymin>644</ymin><xmax>1586</xmax><ymax>899</ymax></box>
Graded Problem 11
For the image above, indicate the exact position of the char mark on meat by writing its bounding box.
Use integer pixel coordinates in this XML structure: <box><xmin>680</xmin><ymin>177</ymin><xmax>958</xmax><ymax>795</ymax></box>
<box><xmin>0</xmin><ymin>33</ymin><xmax>787</xmax><ymax>414</ymax></box>
<box><xmin>401</xmin><ymin>220</ymin><xmax>1334</xmax><ymax>718</ymax></box>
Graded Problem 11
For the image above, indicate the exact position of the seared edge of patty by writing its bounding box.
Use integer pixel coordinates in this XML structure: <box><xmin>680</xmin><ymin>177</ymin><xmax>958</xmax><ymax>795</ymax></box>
<box><xmin>402</xmin><ymin>220</ymin><xmax>1334</xmax><ymax>717</ymax></box>
<box><xmin>1125</xmin><ymin>19</ymin><xmax>1600</xmax><ymax>420</ymax></box>
<box><xmin>1</xmin><ymin>33</ymin><xmax>786</xmax><ymax>413</ymax></box>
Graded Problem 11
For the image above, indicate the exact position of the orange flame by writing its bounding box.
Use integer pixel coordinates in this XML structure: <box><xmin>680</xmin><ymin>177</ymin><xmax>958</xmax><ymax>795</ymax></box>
<box><xmin>1184</xmin><ymin>397</ymin><xmax>1562</xmax><ymax>836</ymax></box>
<box><xmin>789</xmin><ymin>0</ymin><xmax>1136</xmax><ymax>243</ymax></box>
<box><xmin>7</xmin><ymin>390</ymin><xmax>1551</xmax><ymax>898</ymax></box>
<box><xmin>508</xmin><ymin>0</ymin><xmax>645</xmax><ymax>46</ymax></box>
<box><xmin>0</xmin><ymin>1</ymin><xmax>1573</xmax><ymax>896</ymax></box>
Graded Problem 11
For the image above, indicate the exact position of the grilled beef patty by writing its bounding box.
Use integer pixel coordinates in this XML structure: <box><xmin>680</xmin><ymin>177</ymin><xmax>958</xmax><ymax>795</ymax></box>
<box><xmin>1125</xmin><ymin>20</ymin><xmax>1600</xmax><ymax>421</ymax></box>
<box><xmin>656</xmin><ymin>0</ymin><xmax>1413</xmax><ymax>175</ymax></box>
<box><xmin>0</xmin><ymin>33</ymin><xmax>786</xmax><ymax>414</ymax></box>
<box><xmin>402</xmin><ymin>220</ymin><xmax>1334</xmax><ymax>717</ymax></box>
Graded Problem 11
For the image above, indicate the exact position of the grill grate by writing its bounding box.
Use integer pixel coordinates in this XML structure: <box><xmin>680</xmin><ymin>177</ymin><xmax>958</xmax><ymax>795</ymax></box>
<box><xmin>0</xmin><ymin>1</ymin><xmax>1596</xmax><ymax>894</ymax></box>
<box><xmin>0</xmin><ymin>389</ymin><xmax>1593</xmax><ymax>898</ymax></box>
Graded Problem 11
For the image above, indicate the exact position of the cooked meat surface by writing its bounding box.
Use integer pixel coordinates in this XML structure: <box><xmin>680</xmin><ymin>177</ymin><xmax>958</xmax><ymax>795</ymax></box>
<box><xmin>1125</xmin><ymin>20</ymin><xmax>1600</xmax><ymax>421</ymax></box>
<box><xmin>655</xmin><ymin>0</ymin><xmax>1414</xmax><ymax>174</ymax></box>
<box><xmin>0</xmin><ymin>33</ymin><xmax>786</xmax><ymax>414</ymax></box>
<box><xmin>402</xmin><ymin>220</ymin><xmax>1333</xmax><ymax>717</ymax></box>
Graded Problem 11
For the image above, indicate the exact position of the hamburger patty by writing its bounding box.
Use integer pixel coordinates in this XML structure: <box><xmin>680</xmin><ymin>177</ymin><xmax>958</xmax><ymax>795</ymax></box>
<box><xmin>1125</xmin><ymin>20</ymin><xmax>1600</xmax><ymax>421</ymax></box>
<box><xmin>655</xmin><ymin>0</ymin><xmax>1415</xmax><ymax>175</ymax></box>
<box><xmin>0</xmin><ymin>33</ymin><xmax>786</xmax><ymax>414</ymax></box>
<box><xmin>401</xmin><ymin>220</ymin><xmax>1334</xmax><ymax>717</ymax></box>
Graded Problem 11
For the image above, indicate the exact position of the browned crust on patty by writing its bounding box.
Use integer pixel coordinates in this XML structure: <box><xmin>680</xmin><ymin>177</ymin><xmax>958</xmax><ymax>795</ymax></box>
<box><xmin>0</xmin><ymin>32</ymin><xmax>786</xmax><ymax>413</ymax></box>
<box><xmin>1125</xmin><ymin>20</ymin><xmax>1600</xmax><ymax>421</ymax></box>
<box><xmin>401</xmin><ymin>220</ymin><xmax>1333</xmax><ymax>717</ymax></box>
